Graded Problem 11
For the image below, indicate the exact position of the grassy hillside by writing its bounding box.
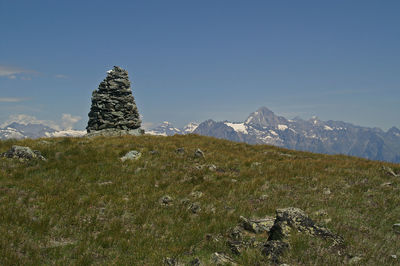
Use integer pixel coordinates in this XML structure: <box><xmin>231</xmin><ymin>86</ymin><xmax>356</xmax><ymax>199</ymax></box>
<box><xmin>0</xmin><ymin>134</ymin><xmax>399</xmax><ymax>265</ymax></box>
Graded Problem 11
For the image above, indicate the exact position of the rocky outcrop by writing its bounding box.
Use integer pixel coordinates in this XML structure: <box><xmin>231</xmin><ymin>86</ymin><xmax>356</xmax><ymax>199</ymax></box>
<box><xmin>1</xmin><ymin>145</ymin><xmax>46</xmax><ymax>161</ymax></box>
<box><xmin>86</xmin><ymin>66</ymin><xmax>143</xmax><ymax>137</ymax></box>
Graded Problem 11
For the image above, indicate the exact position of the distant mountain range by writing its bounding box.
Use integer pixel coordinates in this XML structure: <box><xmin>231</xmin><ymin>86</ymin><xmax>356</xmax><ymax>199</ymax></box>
<box><xmin>1</xmin><ymin>107</ymin><xmax>399</xmax><ymax>163</ymax></box>
<box><xmin>147</xmin><ymin>107</ymin><xmax>400</xmax><ymax>163</ymax></box>
<box><xmin>0</xmin><ymin>122</ymin><xmax>86</xmax><ymax>140</ymax></box>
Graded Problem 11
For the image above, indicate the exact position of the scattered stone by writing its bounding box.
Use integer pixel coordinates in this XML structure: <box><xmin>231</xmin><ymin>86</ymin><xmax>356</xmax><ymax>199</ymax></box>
<box><xmin>86</xmin><ymin>66</ymin><xmax>144</xmax><ymax>136</ymax></box>
<box><xmin>180</xmin><ymin>198</ymin><xmax>191</xmax><ymax>205</ymax></box>
<box><xmin>348</xmin><ymin>256</ymin><xmax>362</xmax><ymax>264</ymax></box>
<box><xmin>262</xmin><ymin>240</ymin><xmax>289</xmax><ymax>264</ymax></box>
<box><xmin>1</xmin><ymin>145</ymin><xmax>46</xmax><ymax>161</ymax></box>
<box><xmin>164</xmin><ymin>257</ymin><xmax>179</xmax><ymax>265</ymax></box>
<box><xmin>190</xmin><ymin>191</ymin><xmax>203</xmax><ymax>199</ymax></box>
<box><xmin>149</xmin><ymin>150</ymin><xmax>159</xmax><ymax>155</ymax></box>
<box><xmin>194</xmin><ymin>148</ymin><xmax>204</xmax><ymax>158</ymax></box>
<box><xmin>231</xmin><ymin>179</ymin><xmax>237</xmax><ymax>183</ymax></box>
<box><xmin>160</xmin><ymin>195</ymin><xmax>173</xmax><ymax>206</ymax></box>
<box><xmin>380</xmin><ymin>182</ymin><xmax>393</xmax><ymax>187</ymax></box>
<box><xmin>323</xmin><ymin>188</ymin><xmax>331</xmax><ymax>195</ymax></box>
<box><xmin>393</xmin><ymin>223</ymin><xmax>400</xmax><ymax>234</ymax></box>
<box><xmin>120</xmin><ymin>150</ymin><xmax>141</xmax><ymax>162</ymax></box>
<box><xmin>251</xmin><ymin>162</ymin><xmax>261</xmax><ymax>168</ymax></box>
<box><xmin>390</xmin><ymin>254</ymin><xmax>397</xmax><ymax>259</ymax></box>
<box><xmin>268</xmin><ymin>207</ymin><xmax>344</xmax><ymax>247</ymax></box>
<box><xmin>240</xmin><ymin>216</ymin><xmax>275</xmax><ymax>234</ymax></box>
<box><xmin>189</xmin><ymin>202</ymin><xmax>201</xmax><ymax>214</ymax></box>
<box><xmin>313</xmin><ymin>209</ymin><xmax>328</xmax><ymax>217</ymax></box>
<box><xmin>210</xmin><ymin>252</ymin><xmax>236</xmax><ymax>265</ymax></box>
<box><xmin>208</xmin><ymin>164</ymin><xmax>217</xmax><ymax>171</ymax></box>
<box><xmin>228</xmin><ymin>226</ymin><xmax>243</xmax><ymax>240</ymax></box>
<box><xmin>189</xmin><ymin>257</ymin><xmax>201</xmax><ymax>266</ymax></box>
<box><xmin>228</xmin><ymin>240</ymin><xmax>244</xmax><ymax>255</ymax></box>
<box><xmin>383</xmin><ymin>166</ymin><xmax>399</xmax><ymax>177</ymax></box>
<box><xmin>176</xmin><ymin>147</ymin><xmax>185</xmax><ymax>154</ymax></box>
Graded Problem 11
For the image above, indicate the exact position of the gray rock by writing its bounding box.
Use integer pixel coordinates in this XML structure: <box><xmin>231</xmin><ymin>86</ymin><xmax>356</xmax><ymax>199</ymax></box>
<box><xmin>383</xmin><ymin>166</ymin><xmax>399</xmax><ymax>177</ymax></box>
<box><xmin>348</xmin><ymin>256</ymin><xmax>362</xmax><ymax>264</ymax></box>
<box><xmin>1</xmin><ymin>145</ymin><xmax>46</xmax><ymax>161</ymax></box>
<box><xmin>210</xmin><ymin>252</ymin><xmax>236</xmax><ymax>265</ymax></box>
<box><xmin>262</xmin><ymin>240</ymin><xmax>289</xmax><ymax>264</ymax></box>
<box><xmin>194</xmin><ymin>148</ymin><xmax>204</xmax><ymax>158</ymax></box>
<box><xmin>160</xmin><ymin>195</ymin><xmax>173</xmax><ymax>206</ymax></box>
<box><xmin>189</xmin><ymin>202</ymin><xmax>201</xmax><ymax>214</ymax></box>
<box><xmin>393</xmin><ymin>223</ymin><xmax>400</xmax><ymax>233</ymax></box>
<box><xmin>164</xmin><ymin>257</ymin><xmax>178</xmax><ymax>265</ymax></box>
<box><xmin>86</xmin><ymin>66</ymin><xmax>143</xmax><ymax>135</ymax></box>
<box><xmin>239</xmin><ymin>216</ymin><xmax>275</xmax><ymax>234</ymax></box>
<box><xmin>189</xmin><ymin>257</ymin><xmax>201</xmax><ymax>266</ymax></box>
<box><xmin>208</xmin><ymin>164</ymin><xmax>217</xmax><ymax>171</ymax></box>
<box><xmin>175</xmin><ymin>147</ymin><xmax>185</xmax><ymax>154</ymax></box>
<box><xmin>120</xmin><ymin>150</ymin><xmax>141</xmax><ymax>162</ymax></box>
<box><xmin>190</xmin><ymin>191</ymin><xmax>203</xmax><ymax>199</ymax></box>
<box><xmin>268</xmin><ymin>207</ymin><xmax>344</xmax><ymax>247</ymax></box>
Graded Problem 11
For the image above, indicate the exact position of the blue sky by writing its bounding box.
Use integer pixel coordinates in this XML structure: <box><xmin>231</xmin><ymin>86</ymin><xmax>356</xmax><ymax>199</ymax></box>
<box><xmin>1</xmin><ymin>0</ymin><xmax>399</xmax><ymax>130</ymax></box>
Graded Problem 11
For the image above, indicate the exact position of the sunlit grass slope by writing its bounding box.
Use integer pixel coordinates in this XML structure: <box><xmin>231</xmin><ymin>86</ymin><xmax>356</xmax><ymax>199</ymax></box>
<box><xmin>0</xmin><ymin>134</ymin><xmax>399</xmax><ymax>265</ymax></box>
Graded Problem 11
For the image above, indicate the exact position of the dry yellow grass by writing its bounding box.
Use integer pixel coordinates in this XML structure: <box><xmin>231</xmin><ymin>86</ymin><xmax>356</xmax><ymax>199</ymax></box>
<box><xmin>0</xmin><ymin>134</ymin><xmax>399</xmax><ymax>265</ymax></box>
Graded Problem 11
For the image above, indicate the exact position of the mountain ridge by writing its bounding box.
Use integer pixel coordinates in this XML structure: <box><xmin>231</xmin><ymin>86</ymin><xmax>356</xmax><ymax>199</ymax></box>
<box><xmin>148</xmin><ymin>107</ymin><xmax>400</xmax><ymax>163</ymax></box>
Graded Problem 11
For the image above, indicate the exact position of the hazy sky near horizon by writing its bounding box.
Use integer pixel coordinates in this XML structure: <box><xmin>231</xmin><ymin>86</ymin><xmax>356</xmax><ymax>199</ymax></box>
<box><xmin>1</xmin><ymin>0</ymin><xmax>399</xmax><ymax>130</ymax></box>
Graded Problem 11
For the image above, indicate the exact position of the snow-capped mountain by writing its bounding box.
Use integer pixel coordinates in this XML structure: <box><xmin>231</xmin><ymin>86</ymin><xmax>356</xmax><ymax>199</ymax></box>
<box><xmin>146</xmin><ymin>121</ymin><xmax>199</xmax><ymax>136</ymax></box>
<box><xmin>146</xmin><ymin>122</ymin><xmax>183</xmax><ymax>136</ymax></box>
<box><xmin>0</xmin><ymin>122</ymin><xmax>86</xmax><ymax>140</ymax></box>
<box><xmin>193</xmin><ymin>107</ymin><xmax>400</xmax><ymax>163</ymax></box>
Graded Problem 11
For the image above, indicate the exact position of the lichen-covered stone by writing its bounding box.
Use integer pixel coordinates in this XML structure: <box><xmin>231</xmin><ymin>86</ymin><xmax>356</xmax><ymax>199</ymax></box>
<box><xmin>86</xmin><ymin>66</ymin><xmax>143</xmax><ymax>135</ymax></box>
<box><xmin>261</xmin><ymin>240</ymin><xmax>289</xmax><ymax>264</ymax></box>
<box><xmin>268</xmin><ymin>207</ymin><xmax>344</xmax><ymax>247</ymax></box>
<box><xmin>210</xmin><ymin>252</ymin><xmax>236</xmax><ymax>265</ymax></box>
<box><xmin>239</xmin><ymin>216</ymin><xmax>275</xmax><ymax>234</ymax></box>
<box><xmin>120</xmin><ymin>150</ymin><xmax>141</xmax><ymax>162</ymax></box>
<box><xmin>1</xmin><ymin>145</ymin><xmax>46</xmax><ymax>161</ymax></box>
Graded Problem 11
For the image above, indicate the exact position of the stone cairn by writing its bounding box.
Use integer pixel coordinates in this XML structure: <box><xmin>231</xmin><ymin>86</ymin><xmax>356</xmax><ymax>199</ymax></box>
<box><xmin>86</xmin><ymin>66</ymin><xmax>144</xmax><ymax>137</ymax></box>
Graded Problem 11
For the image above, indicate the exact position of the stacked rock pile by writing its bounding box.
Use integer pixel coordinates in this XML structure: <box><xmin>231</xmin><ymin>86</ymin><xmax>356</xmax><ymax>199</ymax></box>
<box><xmin>86</xmin><ymin>66</ymin><xmax>143</xmax><ymax>136</ymax></box>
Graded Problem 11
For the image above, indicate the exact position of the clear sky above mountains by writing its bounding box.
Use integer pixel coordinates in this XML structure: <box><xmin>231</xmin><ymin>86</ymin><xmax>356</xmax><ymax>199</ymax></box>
<box><xmin>1</xmin><ymin>0</ymin><xmax>399</xmax><ymax>130</ymax></box>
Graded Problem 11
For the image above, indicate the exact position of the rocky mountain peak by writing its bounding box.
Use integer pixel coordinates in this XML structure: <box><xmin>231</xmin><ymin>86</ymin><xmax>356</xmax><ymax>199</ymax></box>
<box><xmin>245</xmin><ymin>106</ymin><xmax>287</xmax><ymax>127</ymax></box>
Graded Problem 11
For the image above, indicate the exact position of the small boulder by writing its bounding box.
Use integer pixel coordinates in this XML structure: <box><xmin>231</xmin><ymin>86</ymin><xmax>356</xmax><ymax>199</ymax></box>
<box><xmin>210</xmin><ymin>252</ymin><xmax>236</xmax><ymax>265</ymax></box>
<box><xmin>160</xmin><ymin>195</ymin><xmax>173</xmax><ymax>206</ymax></box>
<box><xmin>268</xmin><ymin>207</ymin><xmax>344</xmax><ymax>247</ymax></box>
<box><xmin>188</xmin><ymin>257</ymin><xmax>201</xmax><ymax>266</ymax></box>
<box><xmin>120</xmin><ymin>150</ymin><xmax>141</xmax><ymax>162</ymax></box>
<box><xmin>348</xmin><ymin>256</ymin><xmax>362</xmax><ymax>264</ymax></box>
<box><xmin>175</xmin><ymin>147</ymin><xmax>185</xmax><ymax>154</ymax></box>
<box><xmin>240</xmin><ymin>216</ymin><xmax>275</xmax><ymax>234</ymax></box>
<box><xmin>164</xmin><ymin>257</ymin><xmax>179</xmax><ymax>265</ymax></box>
<box><xmin>190</xmin><ymin>191</ymin><xmax>203</xmax><ymax>199</ymax></box>
<box><xmin>1</xmin><ymin>145</ymin><xmax>46</xmax><ymax>161</ymax></box>
<box><xmin>393</xmin><ymin>223</ymin><xmax>400</xmax><ymax>234</ymax></box>
<box><xmin>189</xmin><ymin>202</ymin><xmax>201</xmax><ymax>214</ymax></box>
<box><xmin>194</xmin><ymin>148</ymin><xmax>204</xmax><ymax>158</ymax></box>
<box><xmin>262</xmin><ymin>240</ymin><xmax>289</xmax><ymax>264</ymax></box>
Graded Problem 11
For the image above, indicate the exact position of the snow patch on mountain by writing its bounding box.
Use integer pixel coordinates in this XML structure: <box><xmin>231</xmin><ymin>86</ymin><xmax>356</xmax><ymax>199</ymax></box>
<box><xmin>278</xmin><ymin>124</ymin><xmax>288</xmax><ymax>131</ymax></box>
<box><xmin>225</xmin><ymin>122</ymin><xmax>248</xmax><ymax>134</ymax></box>
<box><xmin>183</xmin><ymin>122</ymin><xmax>199</xmax><ymax>134</ymax></box>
